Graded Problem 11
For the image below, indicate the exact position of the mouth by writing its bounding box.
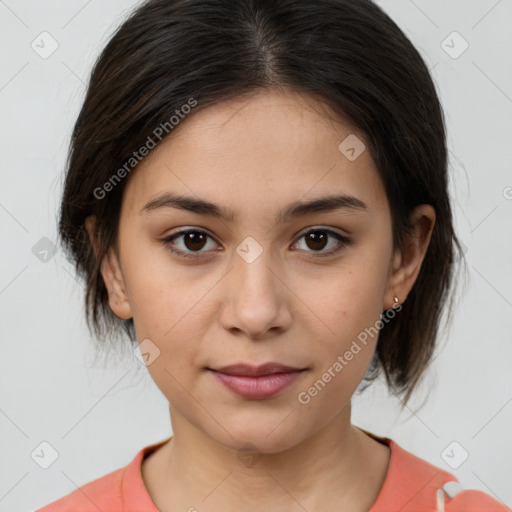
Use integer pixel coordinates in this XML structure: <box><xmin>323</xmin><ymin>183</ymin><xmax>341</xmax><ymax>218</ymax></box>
<box><xmin>209</xmin><ymin>362</ymin><xmax>304</xmax><ymax>377</ymax></box>
<box><xmin>207</xmin><ymin>363</ymin><xmax>307</xmax><ymax>399</ymax></box>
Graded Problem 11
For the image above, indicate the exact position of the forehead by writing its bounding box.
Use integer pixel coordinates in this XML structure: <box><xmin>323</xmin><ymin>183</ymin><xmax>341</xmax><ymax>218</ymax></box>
<box><xmin>121</xmin><ymin>88</ymin><xmax>388</xmax><ymax>220</ymax></box>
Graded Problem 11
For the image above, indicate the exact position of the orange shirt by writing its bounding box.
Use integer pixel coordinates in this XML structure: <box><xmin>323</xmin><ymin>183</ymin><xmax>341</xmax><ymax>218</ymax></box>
<box><xmin>36</xmin><ymin>434</ymin><xmax>510</xmax><ymax>511</ymax></box>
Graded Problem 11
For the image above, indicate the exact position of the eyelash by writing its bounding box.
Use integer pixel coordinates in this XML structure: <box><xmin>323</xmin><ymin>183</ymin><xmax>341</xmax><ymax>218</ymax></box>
<box><xmin>161</xmin><ymin>228</ymin><xmax>350</xmax><ymax>260</ymax></box>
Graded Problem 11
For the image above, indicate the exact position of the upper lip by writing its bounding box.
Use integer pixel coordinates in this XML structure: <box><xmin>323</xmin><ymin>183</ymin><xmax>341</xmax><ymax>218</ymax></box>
<box><xmin>210</xmin><ymin>363</ymin><xmax>304</xmax><ymax>377</ymax></box>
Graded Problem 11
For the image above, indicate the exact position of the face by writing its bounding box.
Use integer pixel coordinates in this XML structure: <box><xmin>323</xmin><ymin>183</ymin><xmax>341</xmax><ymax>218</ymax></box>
<box><xmin>93</xmin><ymin>88</ymin><xmax>432</xmax><ymax>454</ymax></box>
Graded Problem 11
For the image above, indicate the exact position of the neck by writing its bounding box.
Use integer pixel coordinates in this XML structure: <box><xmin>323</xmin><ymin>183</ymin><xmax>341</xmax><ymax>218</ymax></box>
<box><xmin>142</xmin><ymin>402</ymin><xmax>389</xmax><ymax>512</ymax></box>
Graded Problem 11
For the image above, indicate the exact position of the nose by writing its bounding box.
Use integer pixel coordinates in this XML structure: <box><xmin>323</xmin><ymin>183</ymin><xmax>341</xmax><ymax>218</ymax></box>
<box><xmin>218</xmin><ymin>244</ymin><xmax>293</xmax><ymax>340</ymax></box>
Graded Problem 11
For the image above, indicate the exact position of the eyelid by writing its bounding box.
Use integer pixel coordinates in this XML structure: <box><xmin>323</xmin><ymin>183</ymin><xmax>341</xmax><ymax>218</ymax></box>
<box><xmin>161</xmin><ymin>226</ymin><xmax>350</xmax><ymax>259</ymax></box>
<box><xmin>294</xmin><ymin>225</ymin><xmax>349</xmax><ymax>239</ymax></box>
<box><xmin>161</xmin><ymin>227</ymin><xmax>221</xmax><ymax>260</ymax></box>
<box><xmin>291</xmin><ymin>227</ymin><xmax>350</xmax><ymax>258</ymax></box>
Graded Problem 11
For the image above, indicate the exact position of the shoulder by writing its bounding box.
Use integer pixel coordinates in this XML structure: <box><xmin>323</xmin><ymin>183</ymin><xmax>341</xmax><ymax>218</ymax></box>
<box><xmin>366</xmin><ymin>432</ymin><xmax>510</xmax><ymax>511</ymax></box>
<box><xmin>441</xmin><ymin>484</ymin><xmax>511</xmax><ymax>512</ymax></box>
<box><xmin>34</xmin><ymin>439</ymin><xmax>170</xmax><ymax>512</ymax></box>
<box><xmin>34</xmin><ymin>465</ymin><xmax>126</xmax><ymax>512</ymax></box>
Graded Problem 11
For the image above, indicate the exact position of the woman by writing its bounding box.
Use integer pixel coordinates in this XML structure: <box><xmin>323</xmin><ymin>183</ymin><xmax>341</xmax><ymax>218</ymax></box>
<box><xmin>36</xmin><ymin>0</ymin><xmax>509</xmax><ymax>510</ymax></box>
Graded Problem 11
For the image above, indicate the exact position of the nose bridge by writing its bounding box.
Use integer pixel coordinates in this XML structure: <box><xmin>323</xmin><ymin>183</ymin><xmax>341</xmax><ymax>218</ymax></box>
<box><xmin>232</xmin><ymin>234</ymin><xmax>279</xmax><ymax>295</ymax></box>
<box><xmin>215</xmin><ymin>217</ymin><xmax>293</xmax><ymax>340</ymax></box>
<box><xmin>219</xmin><ymin>233</ymin><xmax>290</xmax><ymax>338</ymax></box>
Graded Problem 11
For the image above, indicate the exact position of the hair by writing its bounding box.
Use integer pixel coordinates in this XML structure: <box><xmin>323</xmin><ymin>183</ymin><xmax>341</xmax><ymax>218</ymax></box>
<box><xmin>58</xmin><ymin>0</ymin><xmax>467</xmax><ymax>406</ymax></box>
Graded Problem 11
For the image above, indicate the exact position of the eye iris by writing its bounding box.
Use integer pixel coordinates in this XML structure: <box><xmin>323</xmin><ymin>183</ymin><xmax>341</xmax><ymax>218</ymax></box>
<box><xmin>184</xmin><ymin>231</ymin><xmax>207</xmax><ymax>251</ymax></box>
<box><xmin>177</xmin><ymin>230</ymin><xmax>336</xmax><ymax>254</ymax></box>
<box><xmin>306</xmin><ymin>231</ymin><xmax>328</xmax><ymax>251</ymax></box>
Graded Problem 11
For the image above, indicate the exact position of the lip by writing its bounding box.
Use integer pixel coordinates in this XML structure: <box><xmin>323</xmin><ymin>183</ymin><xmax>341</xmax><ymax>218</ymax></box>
<box><xmin>208</xmin><ymin>363</ymin><xmax>306</xmax><ymax>399</ymax></box>
<box><xmin>212</xmin><ymin>363</ymin><xmax>303</xmax><ymax>377</ymax></box>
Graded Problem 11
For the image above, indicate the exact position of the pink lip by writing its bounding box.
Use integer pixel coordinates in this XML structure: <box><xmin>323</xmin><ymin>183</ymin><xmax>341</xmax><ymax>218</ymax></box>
<box><xmin>208</xmin><ymin>363</ymin><xmax>305</xmax><ymax>399</ymax></box>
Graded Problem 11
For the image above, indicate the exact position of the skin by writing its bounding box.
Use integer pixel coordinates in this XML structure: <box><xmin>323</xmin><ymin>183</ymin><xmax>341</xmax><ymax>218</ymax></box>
<box><xmin>86</xmin><ymin>88</ymin><xmax>435</xmax><ymax>512</ymax></box>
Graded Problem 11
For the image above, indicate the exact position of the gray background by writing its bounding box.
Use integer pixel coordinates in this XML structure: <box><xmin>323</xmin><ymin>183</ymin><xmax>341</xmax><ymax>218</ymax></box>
<box><xmin>1</xmin><ymin>0</ymin><xmax>511</xmax><ymax>510</ymax></box>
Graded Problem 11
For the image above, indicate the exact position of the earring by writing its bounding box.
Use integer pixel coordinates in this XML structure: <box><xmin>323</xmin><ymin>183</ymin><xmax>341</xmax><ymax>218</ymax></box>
<box><xmin>393</xmin><ymin>296</ymin><xmax>400</xmax><ymax>308</ymax></box>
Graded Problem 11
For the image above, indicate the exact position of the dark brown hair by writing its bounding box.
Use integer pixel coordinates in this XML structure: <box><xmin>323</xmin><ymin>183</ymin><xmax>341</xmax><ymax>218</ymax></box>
<box><xmin>58</xmin><ymin>0</ymin><xmax>466</xmax><ymax>405</ymax></box>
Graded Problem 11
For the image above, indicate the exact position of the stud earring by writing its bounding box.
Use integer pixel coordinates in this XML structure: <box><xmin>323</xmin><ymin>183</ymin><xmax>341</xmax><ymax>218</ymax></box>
<box><xmin>393</xmin><ymin>296</ymin><xmax>400</xmax><ymax>308</ymax></box>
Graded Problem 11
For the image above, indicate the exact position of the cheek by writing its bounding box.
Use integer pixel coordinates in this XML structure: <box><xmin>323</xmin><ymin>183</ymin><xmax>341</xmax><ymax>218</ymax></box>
<box><xmin>121</xmin><ymin>242</ymin><xmax>211</xmax><ymax>378</ymax></box>
<box><xmin>306</xmin><ymin>267</ymin><xmax>386</xmax><ymax>350</ymax></box>
<box><xmin>121</xmin><ymin>238</ymin><xmax>207</xmax><ymax>338</ymax></box>
<box><xmin>297</xmin><ymin>295</ymin><xmax>382</xmax><ymax>415</ymax></box>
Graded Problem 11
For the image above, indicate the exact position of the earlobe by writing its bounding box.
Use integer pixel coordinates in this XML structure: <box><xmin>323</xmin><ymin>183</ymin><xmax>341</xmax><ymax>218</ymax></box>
<box><xmin>85</xmin><ymin>215</ymin><xmax>133</xmax><ymax>320</ymax></box>
<box><xmin>384</xmin><ymin>205</ymin><xmax>436</xmax><ymax>310</ymax></box>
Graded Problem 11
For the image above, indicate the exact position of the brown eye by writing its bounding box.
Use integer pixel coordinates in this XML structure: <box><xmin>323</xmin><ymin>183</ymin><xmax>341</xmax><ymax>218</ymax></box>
<box><xmin>162</xmin><ymin>229</ymin><xmax>219</xmax><ymax>259</ymax></box>
<box><xmin>294</xmin><ymin>228</ymin><xmax>350</xmax><ymax>258</ymax></box>
<box><xmin>162</xmin><ymin>227</ymin><xmax>350</xmax><ymax>261</ymax></box>
<box><xmin>304</xmin><ymin>231</ymin><xmax>329</xmax><ymax>251</ymax></box>
<box><xmin>182</xmin><ymin>231</ymin><xmax>208</xmax><ymax>251</ymax></box>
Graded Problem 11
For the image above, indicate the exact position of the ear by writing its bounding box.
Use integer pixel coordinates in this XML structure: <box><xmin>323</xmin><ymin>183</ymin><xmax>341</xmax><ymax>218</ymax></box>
<box><xmin>85</xmin><ymin>215</ymin><xmax>133</xmax><ymax>320</ymax></box>
<box><xmin>384</xmin><ymin>205</ymin><xmax>436</xmax><ymax>309</ymax></box>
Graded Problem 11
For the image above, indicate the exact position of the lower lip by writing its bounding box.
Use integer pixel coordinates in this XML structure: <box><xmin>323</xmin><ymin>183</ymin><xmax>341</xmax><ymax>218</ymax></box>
<box><xmin>210</xmin><ymin>370</ymin><xmax>303</xmax><ymax>399</ymax></box>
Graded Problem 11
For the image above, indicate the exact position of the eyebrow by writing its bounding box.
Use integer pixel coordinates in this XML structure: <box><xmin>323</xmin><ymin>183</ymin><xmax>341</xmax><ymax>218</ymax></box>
<box><xmin>140</xmin><ymin>192</ymin><xmax>368</xmax><ymax>223</ymax></box>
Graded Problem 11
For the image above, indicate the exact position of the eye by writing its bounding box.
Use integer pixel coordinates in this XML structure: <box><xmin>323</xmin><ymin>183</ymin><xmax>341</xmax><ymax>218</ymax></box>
<box><xmin>292</xmin><ymin>228</ymin><xmax>350</xmax><ymax>258</ymax></box>
<box><xmin>161</xmin><ymin>229</ymin><xmax>219</xmax><ymax>259</ymax></box>
<box><xmin>161</xmin><ymin>227</ymin><xmax>350</xmax><ymax>260</ymax></box>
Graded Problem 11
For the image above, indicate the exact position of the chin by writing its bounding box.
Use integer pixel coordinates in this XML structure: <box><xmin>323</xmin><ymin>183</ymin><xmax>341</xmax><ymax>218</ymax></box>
<box><xmin>210</xmin><ymin>417</ymin><xmax>307</xmax><ymax>456</ymax></box>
